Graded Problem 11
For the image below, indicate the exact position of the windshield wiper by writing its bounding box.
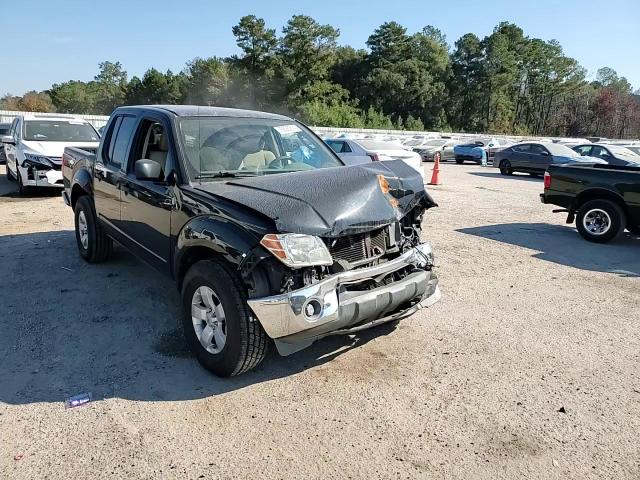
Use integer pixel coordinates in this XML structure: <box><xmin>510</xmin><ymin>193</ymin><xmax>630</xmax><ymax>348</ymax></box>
<box><xmin>195</xmin><ymin>171</ymin><xmax>255</xmax><ymax>179</ymax></box>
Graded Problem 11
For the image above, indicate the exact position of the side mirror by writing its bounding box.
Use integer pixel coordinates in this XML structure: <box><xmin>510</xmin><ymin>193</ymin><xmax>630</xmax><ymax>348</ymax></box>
<box><xmin>134</xmin><ymin>159</ymin><xmax>162</xmax><ymax>181</ymax></box>
<box><xmin>541</xmin><ymin>151</ymin><xmax>550</xmax><ymax>156</ymax></box>
<box><xmin>1</xmin><ymin>135</ymin><xmax>15</xmax><ymax>145</ymax></box>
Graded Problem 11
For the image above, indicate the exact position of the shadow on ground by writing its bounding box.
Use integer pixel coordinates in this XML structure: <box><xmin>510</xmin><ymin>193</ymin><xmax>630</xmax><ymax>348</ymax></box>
<box><xmin>0</xmin><ymin>230</ymin><xmax>397</xmax><ymax>406</ymax></box>
<box><xmin>468</xmin><ymin>171</ymin><xmax>542</xmax><ymax>182</ymax></box>
<box><xmin>458</xmin><ymin>222</ymin><xmax>640</xmax><ymax>276</ymax></box>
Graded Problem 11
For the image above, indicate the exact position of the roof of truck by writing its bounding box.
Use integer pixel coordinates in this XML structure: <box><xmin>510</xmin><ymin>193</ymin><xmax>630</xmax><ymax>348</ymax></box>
<box><xmin>125</xmin><ymin>105</ymin><xmax>292</xmax><ymax>121</ymax></box>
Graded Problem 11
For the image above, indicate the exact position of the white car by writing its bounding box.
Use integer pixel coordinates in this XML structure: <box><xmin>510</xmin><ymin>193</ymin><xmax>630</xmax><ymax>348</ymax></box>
<box><xmin>326</xmin><ymin>138</ymin><xmax>425</xmax><ymax>182</ymax></box>
<box><xmin>1</xmin><ymin>114</ymin><xmax>100</xmax><ymax>194</ymax></box>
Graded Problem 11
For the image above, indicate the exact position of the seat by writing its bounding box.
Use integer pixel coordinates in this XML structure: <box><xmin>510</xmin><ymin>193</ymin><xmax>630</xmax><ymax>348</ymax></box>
<box><xmin>241</xmin><ymin>150</ymin><xmax>276</xmax><ymax>169</ymax></box>
<box><xmin>148</xmin><ymin>132</ymin><xmax>168</xmax><ymax>170</ymax></box>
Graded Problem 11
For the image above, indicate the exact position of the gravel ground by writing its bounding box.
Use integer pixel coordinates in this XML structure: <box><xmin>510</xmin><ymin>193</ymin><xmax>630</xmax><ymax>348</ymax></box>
<box><xmin>1</xmin><ymin>162</ymin><xmax>638</xmax><ymax>480</ymax></box>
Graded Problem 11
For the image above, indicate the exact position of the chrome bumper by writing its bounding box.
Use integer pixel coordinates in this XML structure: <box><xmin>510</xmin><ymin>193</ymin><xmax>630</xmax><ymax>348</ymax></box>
<box><xmin>247</xmin><ymin>243</ymin><xmax>440</xmax><ymax>354</ymax></box>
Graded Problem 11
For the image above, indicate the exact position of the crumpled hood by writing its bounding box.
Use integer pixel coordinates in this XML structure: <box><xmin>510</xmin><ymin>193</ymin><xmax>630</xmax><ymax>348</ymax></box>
<box><xmin>22</xmin><ymin>140</ymin><xmax>100</xmax><ymax>157</ymax></box>
<box><xmin>195</xmin><ymin>160</ymin><xmax>437</xmax><ymax>237</ymax></box>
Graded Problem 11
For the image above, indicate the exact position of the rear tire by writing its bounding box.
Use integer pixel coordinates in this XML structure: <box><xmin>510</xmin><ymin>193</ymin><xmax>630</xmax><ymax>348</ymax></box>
<box><xmin>181</xmin><ymin>259</ymin><xmax>268</xmax><ymax>377</ymax></box>
<box><xmin>74</xmin><ymin>195</ymin><xmax>112</xmax><ymax>263</ymax></box>
<box><xmin>575</xmin><ymin>199</ymin><xmax>624</xmax><ymax>243</ymax></box>
<box><xmin>499</xmin><ymin>160</ymin><xmax>513</xmax><ymax>176</ymax></box>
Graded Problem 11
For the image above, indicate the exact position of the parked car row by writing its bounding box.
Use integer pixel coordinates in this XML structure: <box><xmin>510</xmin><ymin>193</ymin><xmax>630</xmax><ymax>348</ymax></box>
<box><xmin>325</xmin><ymin>138</ymin><xmax>425</xmax><ymax>182</ymax></box>
<box><xmin>493</xmin><ymin>142</ymin><xmax>609</xmax><ymax>175</ymax></box>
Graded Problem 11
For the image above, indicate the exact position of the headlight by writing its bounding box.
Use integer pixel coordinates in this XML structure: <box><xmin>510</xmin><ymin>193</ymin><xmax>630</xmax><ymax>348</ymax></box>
<box><xmin>23</xmin><ymin>153</ymin><xmax>54</xmax><ymax>170</ymax></box>
<box><xmin>260</xmin><ymin>234</ymin><xmax>333</xmax><ymax>268</ymax></box>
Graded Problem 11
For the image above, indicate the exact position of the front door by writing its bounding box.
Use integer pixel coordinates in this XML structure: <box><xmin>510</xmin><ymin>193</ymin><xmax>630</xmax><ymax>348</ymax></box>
<box><xmin>528</xmin><ymin>144</ymin><xmax>552</xmax><ymax>173</ymax></box>
<box><xmin>120</xmin><ymin>116</ymin><xmax>174</xmax><ymax>273</ymax></box>
<box><xmin>94</xmin><ymin>114</ymin><xmax>137</xmax><ymax>233</ymax></box>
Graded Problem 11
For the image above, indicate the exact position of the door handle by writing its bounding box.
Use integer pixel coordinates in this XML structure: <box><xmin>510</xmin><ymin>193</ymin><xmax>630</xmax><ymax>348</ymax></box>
<box><xmin>95</xmin><ymin>164</ymin><xmax>108</xmax><ymax>179</ymax></box>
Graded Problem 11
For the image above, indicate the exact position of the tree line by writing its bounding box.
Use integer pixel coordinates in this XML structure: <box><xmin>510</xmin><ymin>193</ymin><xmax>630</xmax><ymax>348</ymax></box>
<box><xmin>2</xmin><ymin>16</ymin><xmax>639</xmax><ymax>138</ymax></box>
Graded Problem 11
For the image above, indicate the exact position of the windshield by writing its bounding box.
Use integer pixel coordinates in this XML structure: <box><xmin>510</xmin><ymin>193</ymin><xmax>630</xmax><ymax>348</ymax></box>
<box><xmin>404</xmin><ymin>139</ymin><xmax>424</xmax><ymax>146</ymax></box>
<box><xmin>23</xmin><ymin>120</ymin><xmax>99</xmax><ymax>142</ymax></box>
<box><xmin>178</xmin><ymin>117</ymin><xmax>343</xmax><ymax>180</ymax></box>
<box><xmin>545</xmin><ymin>143</ymin><xmax>580</xmax><ymax>157</ymax></box>
<box><xmin>424</xmin><ymin>140</ymin><xmax>447</xmax><ymax>147</ymax></box>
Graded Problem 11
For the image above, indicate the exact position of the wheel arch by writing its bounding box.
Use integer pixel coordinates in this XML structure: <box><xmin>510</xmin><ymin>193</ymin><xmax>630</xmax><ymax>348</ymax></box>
<box><xmin>572</xmin><ymin>188</ymin><xmax>629</xmax><ymax>218</ymax></box>
<box><xmin>174</xmin><ymin>216</ymin><xmax>264</xmax><ymax>291</ymax></box>
<box><xmin>70</xmin><ymin>169</ymin><xmax>93</xmax><ymax>209</ymax></box>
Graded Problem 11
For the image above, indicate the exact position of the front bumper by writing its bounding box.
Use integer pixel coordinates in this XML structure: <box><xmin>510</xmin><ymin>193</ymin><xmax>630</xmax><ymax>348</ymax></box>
<box><xmin>21</xmin><ymin>165</ymin><xmax>63</xmax><ymax>188</ymax></box>
<box><xmin>247</xmin><ymin>243</ymin><xmax>440</xmax><ymax>355</ymax></box>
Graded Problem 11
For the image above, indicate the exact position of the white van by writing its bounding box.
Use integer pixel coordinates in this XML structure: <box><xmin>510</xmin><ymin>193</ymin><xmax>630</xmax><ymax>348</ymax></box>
<box><xmin>1</xmin><ymin>114</ymin><xmax>100</xmax><ymax>194</ymax></box>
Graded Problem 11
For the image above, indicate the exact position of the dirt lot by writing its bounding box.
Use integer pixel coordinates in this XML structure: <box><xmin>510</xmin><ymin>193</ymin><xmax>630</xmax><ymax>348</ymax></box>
<box><xmin>1</xmin><ymin>162</ymin><xmax>638</xmax><ymax>480</ymax></box>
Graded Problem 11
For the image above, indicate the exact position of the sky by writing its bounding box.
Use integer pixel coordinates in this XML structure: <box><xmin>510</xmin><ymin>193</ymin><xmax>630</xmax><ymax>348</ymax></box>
<box><xmin>3</xmin><ymin>0</ymin><xmax>639</xmax><ymax>96</ymax></box>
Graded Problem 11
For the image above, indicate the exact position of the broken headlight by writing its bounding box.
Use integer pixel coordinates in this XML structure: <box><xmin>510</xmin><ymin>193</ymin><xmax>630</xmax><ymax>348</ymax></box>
<box><xmin>23</xmin><ymin>153</ymin><xmax>54</xmax><ymax>170</ymax></box>
<box><xmin>261</xmin><ymin>234</ymin><xmax>333</xmax><ymax>268</ymax></box>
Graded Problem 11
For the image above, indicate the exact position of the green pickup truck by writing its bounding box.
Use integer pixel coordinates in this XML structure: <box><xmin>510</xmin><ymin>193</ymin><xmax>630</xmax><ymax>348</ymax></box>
<box><xmin>541</xmin><ymin>163</ymin><xmax>640</xmax><ymax>243</ymax></box>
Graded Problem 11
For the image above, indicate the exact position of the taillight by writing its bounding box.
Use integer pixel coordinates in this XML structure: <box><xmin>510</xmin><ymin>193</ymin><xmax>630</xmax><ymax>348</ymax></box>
<box><xmin>544</xmin><ymin>171</ymin><xmax>551</xmax><ymax>189</ymax></box>
<box><xmin>368</xmin><ymin>153</ymin><xmax>380</xmax><ymax>162</ymax></box>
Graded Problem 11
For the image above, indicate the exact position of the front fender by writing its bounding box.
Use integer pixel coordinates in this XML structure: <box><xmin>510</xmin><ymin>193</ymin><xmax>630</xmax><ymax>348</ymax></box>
<box><xmin>174</xmin><ymin>215</ymin><xmax>262</xmax><ymax>277</ymax></box>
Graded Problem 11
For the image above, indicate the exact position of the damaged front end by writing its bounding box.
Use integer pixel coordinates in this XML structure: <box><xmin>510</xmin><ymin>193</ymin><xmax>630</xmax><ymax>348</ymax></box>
<box><xmin>246</xmin><ymin>198</ymin><xmax>439</xmax><ymax>356</ymax></box>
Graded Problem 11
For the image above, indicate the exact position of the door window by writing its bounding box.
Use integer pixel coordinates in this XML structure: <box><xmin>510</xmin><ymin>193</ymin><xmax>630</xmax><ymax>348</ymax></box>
<box><xmin>10</xmin><ymin>119</ymin><xmax>19</xmax><ymax>139</ymax></box>
<box><xmin>574</xmin><ymin>145</ymin><xmax>592</xmax><ymax>156</ymax></box>
<box><xmin>513</xmin><ymin>144</ymin><xmax>531</xmax><ymax>153</ymax></box>
<box><xmin>591</xmin><ymin>146</ymin><xmax>613</xmax><ymax>161</ymax></box>
<box><xmin>129</xmin><ymin>119</ymin><xmax>169</xmax><ymax>180</ymax></box>
<box><xmin>530</xmin><ymin>145</ymin><xmax>548</xmax><ymax>156</ymax></box>
<box><xmin>103</xmin><ymin>115</ymin><xmax>137</xmax><ymax>168</ymax></box>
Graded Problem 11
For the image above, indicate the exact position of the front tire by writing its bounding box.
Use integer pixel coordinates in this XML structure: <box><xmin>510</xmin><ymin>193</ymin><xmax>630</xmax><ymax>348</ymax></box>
<box><xmin>16</xmin><ymin>163</ymin><xmax>29</xmax><ymax>195</ymax></box>
<box><xmin>499</xmin><ymin>160</ymin><xmax>513</xmax><ymax>175</ymax></box>
<box><xmin>5</xmin><ymin>161</ymin><xmax>15</xmax><ymax>181</ymax></box>
<box><xmin>455</xmin><ymin>157</ymin><xmax>464</xmax><ymax>165</ymax></box>
<box><xmin>74</xmin><ymin>196</ymin><xmax>112</xmax><ymax>262</ymax></box>
<box><xmin>181</xmin><ymin>260</ymin><xmax>268</xmax><ymax>377</ymax></box>
<box><xmin>576</xmin><ymin>199</ymin><xmax>624</xmax><ymax>243</ymax></box>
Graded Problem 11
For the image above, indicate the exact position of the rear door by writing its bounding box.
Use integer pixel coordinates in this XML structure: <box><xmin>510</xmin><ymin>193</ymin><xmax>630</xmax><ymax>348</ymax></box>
<box><xmin>511</xmin><ymin>144</ymin><xmax>530</xmax><ymax>170</ymax></box>
<box><xmin>119</xmin><ymin>115</ymin><xmax>174</xmax><ymax>272</ymax></box>
<box><xmin>94</xmin><ymin>114</ymin><xmax>137</xmax><ymax>233</ymax></box>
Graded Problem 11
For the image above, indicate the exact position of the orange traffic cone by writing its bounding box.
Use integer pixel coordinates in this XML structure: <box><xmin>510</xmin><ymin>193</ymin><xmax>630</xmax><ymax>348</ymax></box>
<box><xmin>429</xmin><ymin>152</ymin><xmax>442</xmax><ymax>185</ymax></box>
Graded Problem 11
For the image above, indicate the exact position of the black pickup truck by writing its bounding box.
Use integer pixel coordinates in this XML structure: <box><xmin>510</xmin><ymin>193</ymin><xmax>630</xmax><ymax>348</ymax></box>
<box><xmin>541</xmin><ymin>163</ymin><xmax>640</xmax><ymax>243</ymax></box>
<box><xmin>62</xmin><ymin>105</ymin><xmax>441</xmax><ymax>377</ymax></box>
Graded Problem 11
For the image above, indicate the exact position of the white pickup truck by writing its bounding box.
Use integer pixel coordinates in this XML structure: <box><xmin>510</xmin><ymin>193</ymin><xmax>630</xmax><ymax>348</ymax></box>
<box><xmin>1</xmin><ymin>113</ymin><xmax>100</xmax><ymax>195</ymax></box>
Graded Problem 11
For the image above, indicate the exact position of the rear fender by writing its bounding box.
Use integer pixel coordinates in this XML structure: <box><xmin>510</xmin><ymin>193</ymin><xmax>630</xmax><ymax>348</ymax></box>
<box><xmin>70</xmin><ymin>168</ymin><xmax>93</xmax><ymax>208</ymax></box>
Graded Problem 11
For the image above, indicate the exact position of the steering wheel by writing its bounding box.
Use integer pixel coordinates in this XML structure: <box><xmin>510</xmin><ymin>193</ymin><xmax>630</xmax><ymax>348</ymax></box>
<box><xmin>267</xmin><ymin>156</ymin><xmax>294</xmax><ymax>169</ymax></box>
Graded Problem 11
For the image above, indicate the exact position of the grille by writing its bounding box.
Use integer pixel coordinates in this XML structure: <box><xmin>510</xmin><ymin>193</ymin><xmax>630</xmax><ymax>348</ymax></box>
<box><xmin>325</xmin><ymin>227</ymin><xmax>389</xmax><ymax>265</ymax></box>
